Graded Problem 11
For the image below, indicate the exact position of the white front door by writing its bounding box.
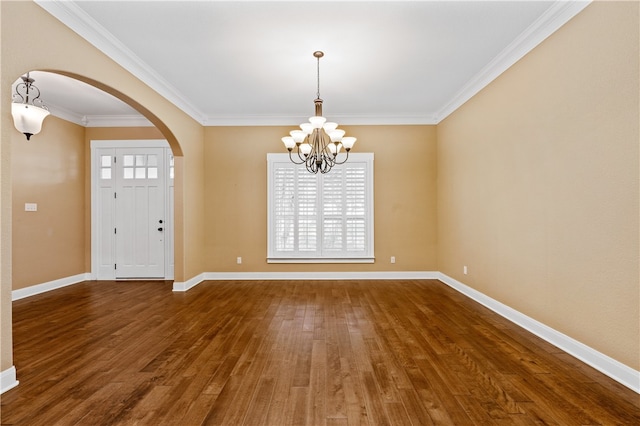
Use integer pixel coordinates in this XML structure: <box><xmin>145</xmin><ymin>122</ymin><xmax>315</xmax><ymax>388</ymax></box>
<box><xmin>114</xmin><ymin>148</ymin><xmax>165</xmax><ymax>278</ymax></box>
<box><xmin>92</xmin><ymin>140</ymin><xmax>174</xmax><ymax>280</ymax></box>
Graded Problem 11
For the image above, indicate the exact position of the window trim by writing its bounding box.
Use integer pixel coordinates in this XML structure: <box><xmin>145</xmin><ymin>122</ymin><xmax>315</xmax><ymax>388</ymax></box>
<box><xmin>267</xmin><ymin>152</ymin><xmax>375</xmax><ymax>264</ymax></box>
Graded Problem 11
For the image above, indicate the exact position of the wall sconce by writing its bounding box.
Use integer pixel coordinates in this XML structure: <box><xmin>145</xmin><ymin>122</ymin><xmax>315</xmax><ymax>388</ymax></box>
<box><xmin>11</xmin><ymin>72</ymin><xmax>50</xmax><ymax>140</ymax></box>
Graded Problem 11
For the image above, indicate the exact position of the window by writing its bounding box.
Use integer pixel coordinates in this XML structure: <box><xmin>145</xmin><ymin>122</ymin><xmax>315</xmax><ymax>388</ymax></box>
<box><xmin>122</xmin><ymin>154</ymin><xmax>158</xmax><ymax>180</ymax></box>
<box><xmin>100</xmin><ymin>155</ymin><xmax>112</xmax><ymax>180</ymax></box>
<box><xmin>267</xmin><ymin>153</ymin><xmax>374</xmax><ymax>263</ymax></box>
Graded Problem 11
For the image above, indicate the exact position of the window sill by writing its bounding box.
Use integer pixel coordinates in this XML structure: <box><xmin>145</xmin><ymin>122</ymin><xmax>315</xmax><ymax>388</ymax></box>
<box><xmin>267</xmin><ymin>257</ymin><xmax>375</xmax><ymax>264</ymax></box>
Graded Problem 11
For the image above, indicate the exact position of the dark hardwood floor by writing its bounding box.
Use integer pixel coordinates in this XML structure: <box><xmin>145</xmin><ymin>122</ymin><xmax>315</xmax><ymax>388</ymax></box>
<box><xmin>1</xmin><ymin>279</ymin><xmax>638</xmax><ymax>425</ymax></box>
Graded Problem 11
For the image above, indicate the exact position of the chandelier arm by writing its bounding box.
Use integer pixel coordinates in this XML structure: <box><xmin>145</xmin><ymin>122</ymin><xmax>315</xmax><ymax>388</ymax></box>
<box><xmin>13</xmin><ymin>76</ymin><xmax>48</xmax><ymax>110</ymax></box>
<box><xmin>324</xmin><ymin>152</ymin><xmax>336</xmax><ymax>168</ymax></box>
<box><xmin>333</xmin><ymin>150</ymin><xmax>350</xmax><ymax>165</ymax></box>
<box><xmin>288</xmin><ymin>149</ymin><xmax>306</xmax><ymax>165</ymax></box>
<box><xmin>306</xmin><ymin>154</ymin><xmax>320</xmax><ymax>174</ymax></box>
<box><xmin>319</xmin><ymin>132</ymin><xmax>334</xmax><ymax>161</ymax></box>
<box><xmin>30</xmin><ymin>85</ymin><xmax>45</xmax><ymax>108</ymax></box>
<box><xmin>320</xmin><ymin>157</ymin><xmax>331</xmax><ymax>174</ymax></box>
<box><xmin>13</xmin><ymin>83</ymin><xmax>26</xmax><ymax>103</ymax></box>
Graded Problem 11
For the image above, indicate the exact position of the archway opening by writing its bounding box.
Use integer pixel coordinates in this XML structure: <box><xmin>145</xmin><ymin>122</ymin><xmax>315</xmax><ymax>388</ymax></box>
<box><xmin>10</xmin><ymin>70</ymin><xmax>183</xmax><ymax>289</ymax></box>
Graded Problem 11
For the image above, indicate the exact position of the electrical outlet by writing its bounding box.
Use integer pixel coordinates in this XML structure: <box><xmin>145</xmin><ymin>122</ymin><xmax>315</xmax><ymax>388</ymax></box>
<box><xmin>463</xmin><ymin>265</ymin><xmax>468</xmax><ymax>275</ymax></box>
<box><xmin>25</xmin><ymin>203</ymin><xmax>37</xmax><ymax>212</ymax></box>
<box><xmin>237</xmin><ymin>257</ymin><xmax>242</xmax><ymax>264</ymax></box>
<box><xmin>391</xmin><ymin>256</ymin><xmax>396</xmax><ymax>264</ymax></box>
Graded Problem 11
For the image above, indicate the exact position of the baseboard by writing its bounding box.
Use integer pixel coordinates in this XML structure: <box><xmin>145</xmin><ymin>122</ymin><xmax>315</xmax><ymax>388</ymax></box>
<box><xmin>437</xmin><ymin>272</ymin><xmax>640</xmax><ymax>394</ymax></box>
<box><xmin>1</xmin><ymin>366</ymin><xmax>19</xmax><ymax>394</ymax></box>
<box><xmin>12</xmin><ymin>273</ymin><xmax>91</xmax><ymax>301</ymax></box>
<box><xmin>172</xmin><ymin>271</ymin><xmax>438</xmax><ymax>292</ymax></box>
<box><xmin>172</xmin><ymin>273</ymin><xmax>206</xmax><ymax>292</ymax></box>
<box><xmin>205</xmin><ymin>271</ymin><xmax>439</xmax><ymax>281</ymax></box>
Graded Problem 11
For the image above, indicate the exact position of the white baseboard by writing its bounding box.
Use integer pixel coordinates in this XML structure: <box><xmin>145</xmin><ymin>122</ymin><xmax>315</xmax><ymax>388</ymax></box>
<box><xmin>172</xmin><ymin>273</ymin><xmax>206</xmax><ymax>292</ymax></box>
<box><xmin>437</xmin><ymin>272</ymin><xmax>640</xmax><ymax>394</ymax></box>
<box><xmin>172</xmin><ymin>271</ymin><xmax>439</xmax><ymax>292</ymax></box>
<box><xmin>1</xmin><ymin>366</ymin><xmax>19</xmax><ymax>394</ymax></box>
<box><xmin>12</xmin><ymin>273</ymin><xmax>91</xmax><ymax>301</ymax></box>
<box><xmin>206</xmin><ymin>271</ymin><xmax>439</xmax><ymax>281</ymax></box>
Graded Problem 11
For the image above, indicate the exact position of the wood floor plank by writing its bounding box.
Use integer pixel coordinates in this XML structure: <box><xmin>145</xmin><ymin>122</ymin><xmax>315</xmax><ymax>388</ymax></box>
<box><xmin>339</xmin><ymin>355</ymin><xmax>369</xmax><ymax>426</ymax></box>
<box><xmin>308</xmin><ymin>340</ymin><xmax>327</xmax><ymax>425</ymax></box>
<box><xmin>2</xmin><ymin>279</ymin><xmax>638</xmax><ymax>425</ymax></box>
<box><xmin>360</xmin><ymin>370</ymin><xmax>391</xmax><ymax>426</ymax></box>
<box><xmin>242</xmin><ymin>377</ymin><xmax>276</xmax><ymax>426</ymax></box>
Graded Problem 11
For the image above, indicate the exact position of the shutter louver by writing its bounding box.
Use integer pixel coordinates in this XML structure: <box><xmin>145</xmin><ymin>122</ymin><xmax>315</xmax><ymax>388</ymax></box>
<box><xmin>273</xmin><ymin>166</ymin><xmax>295</xmax><ymax>252</ymax></box>
<box><xmin>297</xmin><ymin>172</ymin><xmax>318</xmax><ymax>253</ymax></box>
<box><xmin>345</xmin><ymin>166</ymin><xmax>366</xmax><ymax>252</ymax></box>
<box><xmin>322</xmin><ymin>168</ymin><xmax>344</xmax><ymax>252</ymax></box>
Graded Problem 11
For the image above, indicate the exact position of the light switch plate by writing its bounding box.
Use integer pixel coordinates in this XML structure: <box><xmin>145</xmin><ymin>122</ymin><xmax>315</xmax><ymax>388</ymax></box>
<box><xmin>25</xmin><ymin>203</ymin><xmax>38</xmax><ymax>212</ymax></box>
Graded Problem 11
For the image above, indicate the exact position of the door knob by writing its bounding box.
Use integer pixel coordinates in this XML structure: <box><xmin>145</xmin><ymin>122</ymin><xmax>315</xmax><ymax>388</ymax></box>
<box><xmin>158</xmin><ymin>227</ymin><xmax>163</xmax><ymax>231</ymax></box>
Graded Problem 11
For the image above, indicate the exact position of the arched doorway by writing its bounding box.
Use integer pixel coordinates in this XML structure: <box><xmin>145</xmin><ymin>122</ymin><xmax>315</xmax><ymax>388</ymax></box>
<box><xmin>10</xmin><ymin>70</ymin><xmax>181</xmax><ymax>286</ymax></box>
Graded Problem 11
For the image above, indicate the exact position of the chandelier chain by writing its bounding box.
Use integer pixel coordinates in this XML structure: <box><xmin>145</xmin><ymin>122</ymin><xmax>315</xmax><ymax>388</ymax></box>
<box><xmin>316</xmin><ymin>54</ymin><xmax>321</xmax><ymax>100</ymax></box>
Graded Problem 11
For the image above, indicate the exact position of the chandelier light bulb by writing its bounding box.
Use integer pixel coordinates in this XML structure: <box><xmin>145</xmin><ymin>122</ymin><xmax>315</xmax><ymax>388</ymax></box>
<box><xmin>300</xmin><ymin>143</ymin><xmax>312</xmax><ymax>156</ymax></box>
<box><xmin>309</xmin><ymin>116</ymin><xmax>326</xmax><ymax>129</ymax></box>
<box><xmin>282</xmin><ymin>136</ymin><xmax>296</xmax><ymax>150</ymax></box>
<box><xmin>329</xmin><ymin>129</ymin><xmax>346</xmax><ymax>143</ymax></box>
<box><xmin>300</xmin><ymin>123</ymin><xmax>314</xmax><ymax>135</ymax></box>
<box><xmin>323</xmin><ymin>122</ymin><xmax>338</xmax><ymax>133</ymax></box>
<box><xmin>290</xmin><ymin>130</ymin><xmax>307</xmax><ymax>143</ymax></box>
<box><xmin>341</xmin><ymin>137</ymin><xmax>357</xmax><ymax>150</ymax></box>
<box><xmin>327</xmin><ymin>143</ymin><xmax>343</xmax><ymax>155</ymax></box>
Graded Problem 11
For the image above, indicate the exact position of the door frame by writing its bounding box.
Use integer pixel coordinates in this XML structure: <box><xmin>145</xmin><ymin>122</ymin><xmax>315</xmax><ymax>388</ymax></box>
<box><xmin>90</xmin><ymin>139</ymin><xmax>174</xmax><ymax>280</ymax></box>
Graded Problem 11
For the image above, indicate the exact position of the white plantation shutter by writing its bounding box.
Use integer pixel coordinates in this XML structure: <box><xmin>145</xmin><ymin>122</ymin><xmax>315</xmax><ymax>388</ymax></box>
<box><xmin>346</xmin><ymin>166</ymin><xmax>366</xmax><ymax>252</ymax></box>
<box><xmin>268</xmin><ymin>153</ymin><xmax>374</xmax><ymax>262</ymax></box>
<box><xmin>322</xmin><ymin>168</ymin><xmax>344</xmax><ymax>253</ymax></box>
<box><xmin>297</xmin><ymin>172</ymin><xmax>318</xmax><ymax>253</ymax></box>
<box><xmin>273</xmin><ymin>166</ymin><xmax>295</xmax><ymax>252</ymax></box>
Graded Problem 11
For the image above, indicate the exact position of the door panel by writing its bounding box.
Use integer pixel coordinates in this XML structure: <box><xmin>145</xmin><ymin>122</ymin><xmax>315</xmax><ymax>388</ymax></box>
<box><xmin>115</xmin><ymin>148</ymin><xmax>165</xmax><ymax>278</ymax></box>
<box><xmin>95</xmin><ymin>149</ymin><xmax>116</xmax><ymax>279</ymax></box>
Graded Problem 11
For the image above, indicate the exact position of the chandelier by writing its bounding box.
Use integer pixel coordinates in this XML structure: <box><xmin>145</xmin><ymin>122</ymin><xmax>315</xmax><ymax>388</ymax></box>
<box><xmin>11</xmin><ymin>72</ymin><xmax>50</xmax><ymax>140</ymax></box>
<box><xmin>281</xmin><ymin>51</ymin><xmax>356</xmax><ymax>174</ymax></box>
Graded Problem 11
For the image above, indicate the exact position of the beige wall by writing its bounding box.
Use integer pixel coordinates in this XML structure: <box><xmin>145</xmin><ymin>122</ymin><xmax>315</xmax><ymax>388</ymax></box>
<box><xmin>204</xmin><ymin>125</ymin><xmax>438</xmax><ymax>273</ymax></box>
<box><xmin>1</xmin><ymin>1</ymin><xmax>205</xmax><ymax>373</ymax></box>
<box><xmin>12</xmin><ymin>117</ymin><xmax>86</xmax><ymax>290</ymax></box>
<box><xmin>13</xmin><ymin>125</ymin><xmax>168</xmax><ymax>289</ymax></box>
<box><xmin>437</xmin><ymin>1</ymin><xmax>639</xmax><ymax>369</ymax></box>
<box><xmin>2</xmin><ymin>0</ymin><xmax>638</xmax><ymax>381</ymax></box>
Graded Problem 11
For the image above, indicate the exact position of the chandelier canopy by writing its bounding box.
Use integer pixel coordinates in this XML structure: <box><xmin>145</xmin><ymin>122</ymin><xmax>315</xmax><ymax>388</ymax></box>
<box><xmin>11</xmin><ymin>73</ymin><xmax>50</xmax><ymax>140</ymax></box>
<box><xmin>282</xmin><ymin>51</ymin><xmax>356</xmax><ymax>174</ymax></box>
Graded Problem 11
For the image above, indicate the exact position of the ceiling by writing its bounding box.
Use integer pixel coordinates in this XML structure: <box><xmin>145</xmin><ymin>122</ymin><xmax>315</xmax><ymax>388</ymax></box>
<box><xmin>27</xmin><ymin>0</ymin><xmax>590</xmax><ymax>127</ymax></box>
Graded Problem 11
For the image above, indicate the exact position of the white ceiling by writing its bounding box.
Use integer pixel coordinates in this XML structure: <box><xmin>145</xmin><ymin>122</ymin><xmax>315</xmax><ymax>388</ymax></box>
<box><xmin>29</xmin><ymin>0</ymin><xmax>590</xmax><ymax>127</ymax></box>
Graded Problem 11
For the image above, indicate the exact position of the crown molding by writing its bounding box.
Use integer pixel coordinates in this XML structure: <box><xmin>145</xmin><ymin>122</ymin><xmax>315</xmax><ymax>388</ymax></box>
<box><xmin>84</xmin><ymin>115</ymin><xmax>153</xmax><ymax>128</ymax></box>
<box><xmin>34</xmin><ymin>0</ymin><xmax>206</xmax><ymax>124</ymax></box>
<box><xmin>46</xmin><ymin>102</ymin><xmax>152</xmax><ymax>128</ymax></box>
<box><xmin>203</xmin><ymin>113</ymin><xmax>439</xmax><ymax>127</ymax></box>
<box><xmin>44</xmin><ymin>101</ymin><xmax>87</xmax><ymax>126</ymax></box>
<box><xmin>36</xmin><ymin>0</ymin><xmax>590</xmax><ymax>127</ymax></box>
<box><xmin>435</xmin><ymin>0</ymin><xmax>591</xmax><ymax>123</ymax></box>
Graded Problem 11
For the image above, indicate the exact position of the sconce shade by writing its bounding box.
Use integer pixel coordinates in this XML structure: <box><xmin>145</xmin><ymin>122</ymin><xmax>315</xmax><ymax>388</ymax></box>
<box><xmin>11</xmin><ymin>103</ymin><xmax>50</xmax><ymax>140</ymax></box>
